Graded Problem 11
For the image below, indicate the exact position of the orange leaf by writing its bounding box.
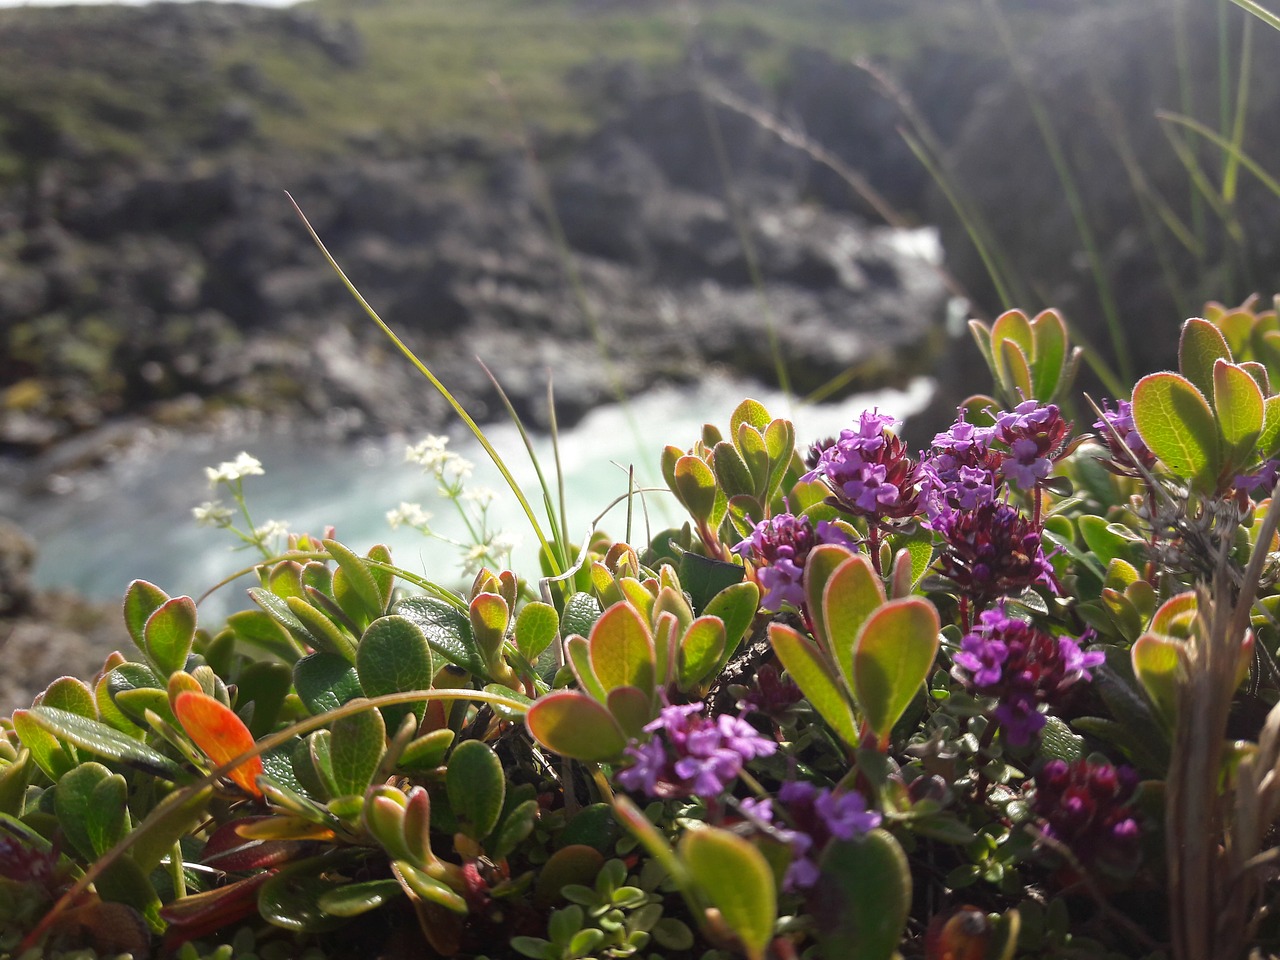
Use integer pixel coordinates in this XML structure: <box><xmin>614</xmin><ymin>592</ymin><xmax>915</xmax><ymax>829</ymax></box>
<box><xmin>173</xmin><ymin>691</ymin><xmax>263</xmax><ymax>799</ymax></box>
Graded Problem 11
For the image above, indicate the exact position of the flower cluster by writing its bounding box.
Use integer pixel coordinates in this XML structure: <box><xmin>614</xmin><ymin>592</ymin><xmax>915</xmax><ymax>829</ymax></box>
<box><xmin>1031</xmin><ymin>759</ymin><xmax>1142</xmax><ymax>875</ymax></box>
<box><xmin>932</xmin><ymin>501</ymin><xmax>1057</xmax><ymax>604</ymax></box>
<box><xmin>952</xmin><ymin>607</ymin><xmax>1103</xmax><ymax>745</ymax></box>
<box><xmin>617</xmin><ymin>702</ymin><xmax>777</xmax><ymax>799</ymax></box>
<box><xmin>1093</xmin><ymin>398</ymin><xmax>1156</xmax><ymax>474</ymax></box>
<box><xmin>920</xmin><ymin>412</ymin><xmax>1001</xmax><ymax>520</ymax></box>
<box><xmin>802</xmin><ymin>411</ymin><xmax>924</xmax><ymax>521</ymax></box>
<box><xmin>740</xmin><ymin>782</ymin><xmax>881</xmax><ymax>890</ymax></box>
<box><xmin>732</xmin><ymin>513</ymin><xmax>854</xmax><ymax>612</ymax></box>
<box><xmin>993</xmin><ymin>400</ymin><xmax>1073</xmax><ymax>490</ymax></box>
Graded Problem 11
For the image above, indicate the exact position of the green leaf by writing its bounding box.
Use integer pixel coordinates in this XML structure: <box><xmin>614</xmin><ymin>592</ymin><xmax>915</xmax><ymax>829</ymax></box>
<box><xmin>703</xmin><ymin>580</ymin><xmax>759</xmax><ymax>675</ymax></box>
<box><xmin>130</xmin><ymin>784</ymin><xmax>215</xmax><ymax>875</ymax></box>
<box><xmin>821</xmin><ymin>554</ymin><xmax>886</xmax><ymax>691</ymax></box>
<box><xmin>41</xmin><ymin>676</ymin><xmax>96</xmax><ymax>718</ymax></box>
<box><xmin>515</xmin><ymin>602</ymin><xmax>559</xmax><ymax>662</ymax></box>
<box><xmin>525</xmin><ymin>692</ymin><xmax>628</xmax><ymax>762</ymax></box>
<box><xmin>491</xmin><ymin>798</ymin><xmax>540</xmax><ymax>860</ymax></box>
<box><xmin>1029</xmin><ymin>309</ymin><xmax>1068</xmax><ymax>400</ymax></box>
<box><xmin>446</xmin><ymin>740</ymin><xmax>505</xmax><ymax>842</ymax></box>
<box><xmin>1039</xmin><ymin>716</ymin><xmax>1085</xmax><ymax>763</ymax></box>
<box><xmin>286</xmin><ymin>596</ymin><xmax>357</xmax><ymax>663</ymax></box>
<box><xmin>26</xmin><ymin>706</ymin><xmax>181</xmax><ymax>779</ymax></box>
<box><xmin>998</xmin><ymin>339</ymin><xmax>1033</xmax><ymax>400</ymax></box>
<box><xmin>329</xmin><ymin>701</ymin><xmax>387</xmax><ymax>798</ymax></box>
<box><xmin>768</xmin><ymin>623</ymin><xmax>859</xmax><ymax>749</ymax></box>
<box><xmin>1257</xmin><ymin>394</ymin><xmax>1280</xmax><ymax>459</ymax></box>
<box><xmin>123</xmin><ymin>580</ymin><xmax>171</xmax><ymax>657</ymax></box>
<box><xmin>605</xmin><ymin>686</ymin><xmax>654</xmax><ymax>741</ymax></box>
<box><xmin>470</xmin><ymin>593</ymin><xmax>511</xmax><ymax>672</ymax></box>
<box><xmin>673</xmin><ymin>455</ymin><xmax>718</xmax><ymax>523</ymax></box>
<box><xmin>317</xmin><ymin>878</ymin><xmax>403</xmax><ymax>918</ymax></box>
<box><xmin>1077</xmin><ymin>515</ymin><xmax>1141</xmax><ymax>568</ymax></box>
<box><xmin>259</xmin><ymin>857</ymin><xmax>352</xmax><ymax>932</ymax></box>
<box><xmin>678</xmin><ymin>552</ymin><xmax>745</xmax><ymax>615</ymax></box>
<box><xmin>324</xmin><ymin>538</ymin><xmax>386</xmax><ymax>623</ymax></box>
<box><xmin>393</xmin><ymin>860</ymin><xmax>468</xmax><ymax>913</ymax></box>
<box><xmin>393</xmin><ymin>596</ymin><xmax>485</xmax><ymax>677</ymax></box>
<box><xmin>680</xmin><ymin>827</ymin><xmax>776</xmax><ymax>960</ymax></box>
<box><xmin>588</xmin><ymin>603</ymin><xmax>655</xmax><ymax>695</ymax></box>
<box><xmin>676</xmin><ymin>616</ymin><xmax>726</xmax><ymax>689</ymax></box>
<box><xmin>712</xmin><ymin>442</ymin><xmax>755</xmax><ymax>499</ymax></box>
<box><xmin>813</xmin><ymin>831</ymin><xmax>910</xmax><ymax>960</ymax></box>
<box><xmin>852</xmin><ymin>598</ymin><xmax>940</xmax><ymax>744</ymax></box>
<box><xmin>730</xmin><ymin>398</ymin><xmax>773</xmax><ymax>436</ymax></box>
<box><xmin>1131</xmin><ymin>633</ymin><xmax>1182</xmax><ymax>727</ymax></box>
<box><xmin>1214</xmin><ymin>358</ymin><xmax>1264</xmax><ymax>467</ymax></box>
<box><xmin>226</xmin><ymin>609</ymin><xmax>301</xmax><ymax>662</ymax></box>
<box><xmin>1179</xmin><ymin>317</ymin><xmax>1233</xmax><ymax>399</ymax></box>
<box><xmin>1131</xmin><ymin>372</ymin><xmax>1220</xmax><ymax>490</ymax></box>
<box><xmin>397</xmin><ymin>729</ymin><xmax>455</xmax><ymax>772</ymax></box>
<box><xmin>54</xmin><ymin>761</ymin><xmax>113</xmax><ymax>859</ymax></box>
<box><xmin>803</xmin><ymin>543</ymin><xmax>860</xmax><ymax>645</ymax></box>
<box><xmin>294</xmin><ymin>653</ymin><xmax>362</xmax><ymax>717</ymax></box>
<box><xmin>248</xmin><ymin>588</ymin><xmax>317</xmax><ymax>648</ymax></box>
<box><xmin>562</xmin><ymin>591</ymin><xmax>603</xmax><ymax>641</ymax></box>
<box><xmin>357</xmin><ymin>615</ymin><xmax>435</xmax><ymax>730</ymax></box>
<box><xmin>235</xmin><ymin>660</ymin><xmax>292</xmax><ymax>738</ymax></box>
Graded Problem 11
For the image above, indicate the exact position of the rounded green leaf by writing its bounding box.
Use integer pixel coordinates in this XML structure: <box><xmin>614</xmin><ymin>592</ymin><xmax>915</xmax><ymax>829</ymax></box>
<box><xmin>673</xmin><ymin>455</ymin><xmax>718</xmax><ymax>523</ymax></box>
<box><xmin>676</xmin><ymin>616</ymin><xmax>726</xmax><ymax>689</ymax></box>
<box><xmin>329</xmin><ymin>701</ymin><xmax>387</xmax><ymax>798</ymax></box>
<box><xmin>1132</xmin><ymin>633</ymin><xmax>1182</xmax><ymax>727</ymax></box>
<box><xmin>589</xmin><ymin>603</ymin><xmax>655</xmax><ymax>695</ymax></box>
<box><xmin>1179</xmin><ymin>317</ymin><xmax>1233</xmax><ymax>399</ymax></box>
<box><xmin>324</xmin><ymin>538</ymin><xmax>386</xmax><ymax>622</ymax></box>
<box><xmin>469</xmin><ymin>592</ymin><xmax>510</xmax><ymax>670</ymax></box>
<box><xmin>123</xmin><ymin>580</ymin><xmax>171</xmax><ymax>656</ymax></box>
<box><xmin>730</xmin><ymin>397</ymin><xmax>773</xmax><ymax>435</ymax></box>
<box><xmin>357</xmin><ymin>615</ymin><xmax>435</xmax><ymax>729</ymax></box>
<box><xmin>41</xmin><ymin>677</ymin><xmax>96</xmax><ymax>718</ymax></box>
<box><xmin>55</xmin><ymin>761</ymin><xmax>113</xmax><ymax>859</ymax></box>
<box><xmin>392</xmin><ymin>597</ymin><xmax>485</xmax><ymax>677</ymax></box>
<box><xmin>397</xmin><ymin>729</ymin><xmax>456</xmax><ymax>772</ymax></box>
<box><xmin>292</xmin><ymin>653</ymin><xmax>360</xmax><ymax>718</ymax></box>
<box><xmin>998</xmin><ymin>338</ymin><xmax>1033</xmax><ymax>400</ymax></box>
<box><xmin>143</xmin><ymin>596</ymin><xmax>197</xmax><ymax>677</ymax></box>
<box><xmin>821</xmin><ymin>553</ymin><xmax>887</xmax><ymax>691</ymax></box>
<box><xmin>813</xmin><ymin>830</ymin><xmax>910</xmax><ymax>960</ymax></box>
<box><xmin>515</xmin><ymin>601</ymin><xmax>560</xmax><ymax>661</ymax></box>
<box><xmin>526</xmin><ymin>692</ymin><xmax>627</xmax><ymax>762</ymax></box>
<box><xmin>680</xmin><ymin>827</ymin><xmax>776</xmax><ymax>960</ymax></box>
<box><xmin>802</xmin><ymin>543</ymin><xmax>860</xmax><ymax>646</ymax></box>
<box><xmin>317</xmin><ymin>878</ymin><xmax>402</xmax><ymax>918</ymax></box>
<box><xmin>286</xmin><ymin>596</ymin><xmax>356</xmax><ymax>663</ymax></box>
<box><xmin>446</xmin><ymin>740</ymin><xmax>505</xmax><ymax>842</ymax></box>
<box><xmin>1131</xmin><ymin>372</ymin><xmax>1220</xmax><ymax>490</ymax></box>
<box><xmin>852</xmin><ymin>598</ymin><xmax>940</xmax><ymax>744</ymax></box>
<box><xmin>259</xmin><ymin>858</ymin><xmax>351</xmax><ymax>932</ymax></box>
<box><xmin>768</xmin><ymin>623</ymin><xmax>859</xmax><ymax>749</ymax></box>
<box><xmin>1214</xmin><ymin>358</ymin><xmax>1264</xmax><ymax>467</ymax></box>
<box><xmin>1029</xmin><ymin>309</ymin><xmax>1068</xmax><ymax>400</ymax></box>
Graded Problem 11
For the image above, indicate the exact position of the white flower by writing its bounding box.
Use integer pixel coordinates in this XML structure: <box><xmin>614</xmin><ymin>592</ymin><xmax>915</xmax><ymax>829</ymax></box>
<box><xmin>460</xmin><ymin>485</ymin><xmax>497</xmax><ymax>507</ymax></box>
<box><xmin>405</xmin><ymin>435</ymin><xmax>451</xmax><ymax>470</ymax></box>
<box><xmin>386</xmin><ymin>501</ymin><xmax>433</xmax><ymax>530</ymax></box>
<box><xmin>461</xmin><ymin>543</ymin><xmax>492</xmax><ymax>575</ymax></box>
<box><xmin>192</xmin><ymin>500</ymin><xmax>233</xmax><ymax>527</ymax></box>
<box><xmin>253</xmin><ymin>519</ymin><xmax>290</xmax><ymax>543</ymax></box>
<box><xmin>489</xmin><ymin>532</ymin><xmax>520</xmax><ymax>555</ymax></box>
<box><xmin>206</xmin><ymin>451</ymin><xmax>264</xmax><ymax>487</ymax></box>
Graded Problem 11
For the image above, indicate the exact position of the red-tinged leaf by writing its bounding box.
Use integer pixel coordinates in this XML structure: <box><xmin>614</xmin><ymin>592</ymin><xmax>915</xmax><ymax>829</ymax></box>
<box><xmin>998</xmin><ymin>339</ymin><xmax>1032</xmax><ymax>400</ymax></box>
<box><xmin>1258</xmin><ymin>395</ymin><xmax>1280</xmax><ymax>460</ymax></box>
<box><xmin>161</xmin><ymin>872</ymin><xmax>276</xmax><ymax>946</ymax></box>
<box><xmin>1029</xmin><ymin>309</ymin><xmax>1068</xmax><ymax>400</ymax></box>
<box><xmin>1131</xmin><ymin>633</ymin><xmax>1181</xmax><ymax>729</ymax></box>
<box><xmin>1131</xmin><ymin>372</ymin><xmax>1220</xmax><ymax>491</ymax></box>
<box><xmin>200</xmin><ymin>818</ymin><xmax>307</xmax><ymax>872</ymax></box>
<box><xmin>802</xmin><ymin>543</ymin><xmax>860</xmax><ymax>650</ymax></box>
<box><xmin>680</xmin><ymin>827</ymin><xmax>776</xmax><ymax>960</ymax></box>
<box><xmin>589</xmin><ymin>603</ymin><xmax>655</xmax><ymax>695</ymax></box>
<box><xmin>1151</xmin><ymin>591</ymin><xmax>1198</xmax><ymax>637</ymax></box>
<box><xmin>852</xmin><ymin>598</ymin><xmax>940</xmax><ymax>744</ymax></box>
<box><xmin>123</xmin><ymin>580</ymin><xmax>171</xmax><ymax>657</ymax></box>
<box><xmin>526</xmin><ymin>692</ymin><xmax>628</xmax><ymax>762</ymax></box>
<box><xmin>1213</xmin><ymin>359</ymin><xmax>1264</xmax><ymax>468</ymax></box>
<box><xmin>820</xmin><ymin>554</ymin><xmax>886</xmax><ymax>692</ymax></box>
<box><xmin>173</xmin><ymin>691</ymin><xmax>264</xmax><ymax>799</ymax></box>
<box><xmin>769</xmin><ymin>623</ymin><xmax>859</xmax><ymax>749</ymax></box>
<box><xmin>1179</xmin><ymin>317</ymin><xmax>1233</xmax><ymax>399</ymax></box>
<box><xmin>606</xmin><ymin>686</ymin><xmax>654</xmax><ymax>741</ymax></box>
<box><xmin>673</xmin><ymin>455</ymin><xmax>718</xmax><ymax>523</ymax></box>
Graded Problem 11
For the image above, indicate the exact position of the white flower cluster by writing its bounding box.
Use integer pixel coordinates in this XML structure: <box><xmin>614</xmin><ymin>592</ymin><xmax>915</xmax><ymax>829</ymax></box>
<box><xmin>205</xmin><ymin>451</ymin><xmax>264</xmax><ymax>487</ymax></box>
<box><xmin>192</xmin><ymin>500</ymin><xmax>234</xmax><ymax>528</ymax></box>
<box><xmin>405</xmin><ymin>435</ymin><xmax>474</xmax><ymax>486</ymax></box>
<box><xmin>386</xmin><ymin>501</ymin><xmax>433</xmax><ymax>531</ymax></box>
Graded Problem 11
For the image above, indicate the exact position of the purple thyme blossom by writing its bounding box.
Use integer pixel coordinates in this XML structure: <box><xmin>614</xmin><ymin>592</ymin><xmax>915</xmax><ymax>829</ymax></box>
<box><xmin>932</xmin><ymin>501</ymin><xmax>1058</xmax><ymax>603</ymax></box>
<box><xmin>920</xmin><ymin>411</ymin><xmax>1002</xmax><ymax>521</ymax></box>
<box><xmin>802</xmin><ymin>410</ymin><xmax>924</xmax><ymax>521</ymax></box>
<box><xmin>616</xmin><ymin>701</ymin><xmax>777</xmax><ymax>799</ymax></box>
<box><xmin>1236</xmin><ymin>459</ymin><xmax>1280</xmax><ymax>495</ymax></box>
<box><xmin>1093</xmin><ymin>399</ymin><xmax>1155</xmax><ymax>471</ymax></box>
<box><xmin>732</xmin><ymin>513</ymin><xmax>854</xmax><ymax>612</ymax></box>
<box><xmin>1031</xmin><ymin>759</ymin><xmax>1142</xmax><ymax>875</ymax></box>
<box><xmin>952</xmin><ymin>606</ymin><xmax>1104</xmax><ymax>746</ymax></box>
<box><xmin>740</xmin><ymin>781</ymin><xmax>881</xmax><ymax>891</ymax></box>
<box><xmin>993</xmin><ymin>400</ymin><xmax>1072</xmax><ymax>491</ymax></box>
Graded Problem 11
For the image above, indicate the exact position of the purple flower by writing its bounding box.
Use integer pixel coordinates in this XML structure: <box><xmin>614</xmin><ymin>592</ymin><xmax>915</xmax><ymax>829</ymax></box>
<box><xmin>1236</xmin><ymin>459</ymin><xmax>1280</xmax><ymax>495</ymax></box>
<box><xmin>1031</xmin><ymin>759</ymin><xmax>1142</xmax><ymax>875</ymax></box>
<box><xmin>921</xmin><ymin>411</ymin><xmax>1002</xmax><ymax>520</ymax></box>
<box><xmin>993</xmin><ymin>400</ymin><xmax>1072</xmax><ymax>491</ymax></box>
<box><xmin>952</xmin><ymin>606</ymin><xmax>1104</xmax><ymax>746</ymax></box>
<box><xmin>616</xmin><ymin>701</ymin><xmax>777</xmax><ymax>799</ymax></box>
<box><xmin>732</xmin><ymin>513</ymin><xmax>854</xmax><ymax>613</ymax></box>
<box><xmin>742</xmin><ymin>781</ymin><xmax>881</xmax><ymax>891</ymax></box>
<box><xmin>803</xmin><ymin>410</ymin><xmax>924</xmax><ymax>521</ymax></box>
<box><xmin>933</xmin><ymin>501</ymin><xmax>1058</xmax><ymax>603</ymax></box>
<box><xmin>1093</xmin><ymin>399</ymin><xmax>1154</xmax><ymax>472</ymax></box>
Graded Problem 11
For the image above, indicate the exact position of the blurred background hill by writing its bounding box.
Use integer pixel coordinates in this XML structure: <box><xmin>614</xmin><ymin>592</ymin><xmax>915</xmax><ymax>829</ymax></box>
<box><xmin>2</xmin><ymin>0</ymin><xmax>1279</xmax><ymax>704</ymax></box>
